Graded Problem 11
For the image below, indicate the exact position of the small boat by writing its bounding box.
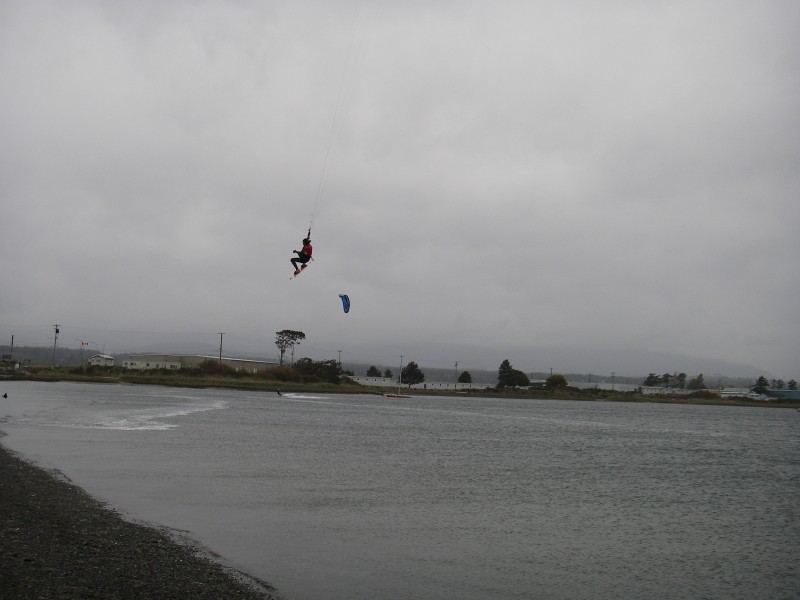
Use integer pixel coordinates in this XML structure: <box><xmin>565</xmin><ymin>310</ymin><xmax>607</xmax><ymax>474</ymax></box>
<box><xmin>383</xmin><ymin>392</ymin><xmax>411</xmax><ymax>398</ymax></box>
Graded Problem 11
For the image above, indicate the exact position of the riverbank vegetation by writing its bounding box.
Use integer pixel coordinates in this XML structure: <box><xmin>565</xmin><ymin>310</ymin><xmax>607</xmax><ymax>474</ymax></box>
<box><xmin>5</xmin><ymin>361</ymin><xmax>798</xmax><ymax>408</ymax></box>
<box><xmin>6</xmin><ymin>359</ymin><xmax>366</xmax><ymax>395</ymax></box>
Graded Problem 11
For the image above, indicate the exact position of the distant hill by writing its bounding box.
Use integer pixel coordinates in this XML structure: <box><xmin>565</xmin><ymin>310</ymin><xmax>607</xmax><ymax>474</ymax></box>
<box><xmin>0</xmin><ymin>346</ymin><xmax>281</xmax><ymax>368</ymax></box>
<box><xmin>1</xmin><ymin>345</ymin><xmax>99</xmax><ymax>367</ymax></box>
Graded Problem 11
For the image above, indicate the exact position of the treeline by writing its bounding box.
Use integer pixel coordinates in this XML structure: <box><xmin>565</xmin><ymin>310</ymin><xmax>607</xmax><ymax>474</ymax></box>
<box><xmin>497</xmin><ymin>359</ymin><xmax>570</xmax><ymax>389</ymax></box>
<box><xmin>194</xmin><ymin>358</ymin><xmax>345</xmax><ymax>384</ymax></box>
<box><xmin>644</xmin><ymin>372</ymin><xmax>798</xmax><ymax>391</ymax></box>
<box><xmin>365</xmin><ymin>361</ymin><xmax>426</xmax><ymax>385</ymax></box>
<box><xmin>363</xmin><ymin>358</ymin><xmax>578</xmax><ymax>391</ymax></box>
<box><xmin>363</xmin><ymin>358</ymin><xmax>586</xmax><ymax>390</ymax></box>
<box><xmin>642</xmin><ymin>372</ymin><xmax>708</xmax><ymax>389</ymax></box>
<box><xmin>752</xmin><ymin>376</ymin><xmax>797</xmax><ymax>392</ymax></box>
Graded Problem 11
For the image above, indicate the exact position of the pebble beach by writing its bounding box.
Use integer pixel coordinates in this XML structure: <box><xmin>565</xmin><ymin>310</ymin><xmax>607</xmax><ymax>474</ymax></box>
<box><xmin>0</xmin><ymin>442</ymin><xmax>278</xmax><ymax>600</ymax></box>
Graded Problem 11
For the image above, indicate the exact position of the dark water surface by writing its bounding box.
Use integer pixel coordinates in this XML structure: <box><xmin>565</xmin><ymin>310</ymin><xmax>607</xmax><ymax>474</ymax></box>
<box><xmin>2</xmin><ymin>381</ymin><xmax>798</xmax><ymax>599</ymax></box>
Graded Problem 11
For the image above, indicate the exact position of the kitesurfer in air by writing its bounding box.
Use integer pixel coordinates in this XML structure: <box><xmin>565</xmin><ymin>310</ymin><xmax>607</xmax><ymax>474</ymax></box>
<box><xmin>290</xmin><ymin>234</ymin><xmax>313</xmax><ymax>275</ymax></box>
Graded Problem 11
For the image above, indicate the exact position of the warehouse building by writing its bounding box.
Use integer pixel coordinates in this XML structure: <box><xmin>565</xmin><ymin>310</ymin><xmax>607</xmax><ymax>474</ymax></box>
<box><xmin>87</xmin><ymin>354</ymin><xmax>115</xmax><ymax>368</ymax></box>
<box><xmin>121</xmin><ymin>353</ymin><xmax>275</xmax><ymax>374</ymax></box>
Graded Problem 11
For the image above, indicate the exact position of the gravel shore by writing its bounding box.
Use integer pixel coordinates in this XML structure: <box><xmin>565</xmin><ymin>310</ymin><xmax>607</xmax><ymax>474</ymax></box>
<box><xmin>0</xmin><ymin>442</ymin><xmax>279</xmax><ymax>599</ymax></box>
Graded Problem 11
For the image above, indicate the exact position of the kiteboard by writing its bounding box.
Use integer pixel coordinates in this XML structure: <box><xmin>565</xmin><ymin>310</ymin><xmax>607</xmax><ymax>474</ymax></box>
<box><xmin>290</xmin><ymin>265</ymin><xmax>309</xmax><ymax>280</ymax></box>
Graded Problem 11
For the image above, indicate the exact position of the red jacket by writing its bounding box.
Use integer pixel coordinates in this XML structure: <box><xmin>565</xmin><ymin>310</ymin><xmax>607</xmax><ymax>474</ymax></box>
<box><xmin>302</xmin><ymin>242</ymin><xmax>313</xmax><ymax>257</ymax></box>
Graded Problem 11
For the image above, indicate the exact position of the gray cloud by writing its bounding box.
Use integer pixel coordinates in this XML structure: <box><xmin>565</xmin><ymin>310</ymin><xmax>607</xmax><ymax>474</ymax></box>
<box><xmin>2</xmin><ymin>1</ymin><xmax>798</xmax><ymax>377</ymax></box>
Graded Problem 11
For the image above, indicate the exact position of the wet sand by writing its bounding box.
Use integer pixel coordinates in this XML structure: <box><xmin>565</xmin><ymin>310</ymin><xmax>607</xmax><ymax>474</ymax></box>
<box><xmin>0</xmin><ymin>442</ymin><xmax>279</xmax><ymax>599</ymax></box>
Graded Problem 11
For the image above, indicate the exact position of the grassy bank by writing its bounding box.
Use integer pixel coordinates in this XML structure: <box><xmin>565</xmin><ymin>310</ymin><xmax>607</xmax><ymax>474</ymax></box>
<box><xmin>5</xmin><ymin>369</ymin><xmax>797</xmax><ymax>408</ymax></box>
<box><xmin>6</xmin><ymin>369</ymin><xmax>370</xmax><ymax>395</ymax></box>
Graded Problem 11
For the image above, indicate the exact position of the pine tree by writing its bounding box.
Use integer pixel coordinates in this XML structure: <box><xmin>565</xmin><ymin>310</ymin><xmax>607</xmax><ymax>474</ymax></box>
<box><xmin>401</xmin><ymin>361</ymin><xmax>425</xmax><ymax>385</ymax></box>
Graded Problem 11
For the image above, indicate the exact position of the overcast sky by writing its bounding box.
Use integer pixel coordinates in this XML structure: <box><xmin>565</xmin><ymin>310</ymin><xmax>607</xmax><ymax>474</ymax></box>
<box><xmin>1</xmin><ymin>1</ymin><xmax>798</xmax><ymax>378</ymax></box>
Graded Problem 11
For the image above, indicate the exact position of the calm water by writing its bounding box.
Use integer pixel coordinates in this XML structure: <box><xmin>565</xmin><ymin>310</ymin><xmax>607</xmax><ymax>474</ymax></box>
<box><xmin>1</xmin><ymin>381</ymin><xmax>798</xmax><ymax>600</ymax></box>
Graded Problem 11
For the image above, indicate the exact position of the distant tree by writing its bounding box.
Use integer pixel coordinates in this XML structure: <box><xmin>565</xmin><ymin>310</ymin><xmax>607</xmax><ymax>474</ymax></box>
<box><xmin>788</xmin><ymin>380</ymin><xmax>798</xmax><ymax>391</ymax></box>
<box><xmin>458</xmin><ymin>370</ymin><xmax>472</xmax><ymax>384</ymax></box>
<box><xmin>545</xmin><ymin>373</ymin><xmax>568</xmax><ymax>390</ymax></box>
<box><xmin>662</xmin><ymin>372</ymin><xmax>672</xmax><ymax>388</ymax></box>
<box><xmin>497</xmin><ymin>359</ymin><xmax>514</xmax><ymax>387</ymax></box>
<box><xmin>383</xmin><ymin>368</ymin><xmax>393</xmax><ymax>379</ymax></box>
<box><xmin>753</xmin><ymin>376</ymin><xmax>769</xmax><ymax>393</ymax></box>
<box><xmin>292</xmin><ymin>357</ymin><xmax>314</xmax><ymax>374</ymax></box>
<box><xmin>401</xmin><ymin>361</ymin><xmax>425</xmax><ymax>386</ymax></box>
<box><xmin>274</xmin><ymin>330</ymin><xmax>305</xmax><ymax>365</ymax></box>
<box><xmin>274</xmin><ymin>332</ymin><xmax>289</xmax><ymax>365</ymax></box>
<box><xmin>687</xmin><ymin>373</ymin><xmax>706</xmax><ymax>390</ymax></box>
<box><xmin>510</xmin><ymin>370</ymin><xmax>530</xmax><ymax>387</ymax></box>
<box><xmin>773</xmin><ymin>379</ymin><xmax>785</xmax><ymax>390</ymax></box>
<box><xmin>294</xmin><ymin>357</ymin><xmax>341</xmax><ymax>384</ymax></box>
<box><xmin>497</xmin><ymin>359</ymin><xmax>529</xmax><ymax>388</ymax></box>
<box><xmin>366</xmin><ymin>365</ymin><xmax>381</xmax><ymax>377</ymax></box>
<box><xmin>676</xmin><ymin>373</ymin><xmax>687</xmax><ymax>389</ymax></box>
<box><xmin>643</xmin><ymin>373</ymin><xmax>661</xmax><ymax>386</ymax></box>
<box><xmin>316</xmin><ymin>359</ymin><xmax>342</xmax><ymax>384</ymax></box>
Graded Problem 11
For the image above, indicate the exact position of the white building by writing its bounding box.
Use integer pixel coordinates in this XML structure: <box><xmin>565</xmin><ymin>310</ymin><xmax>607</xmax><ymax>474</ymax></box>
<box><xmin>348</xmin><ymin>376</ymin><xmax>487</xmax><ymax>390</ymax></box>
<box><xmin>87</xmin><ymin>354</ymin><xmax>114</xmax><ymax>368</ymax></box>
<box><xmin>122</xmin><ymin>355</ymin><xmax>181</xmax><ymax>371</ymax></box>
<box><xmin>121</xmin><ymin>353</ymin><xmax>275</xmax><ymax>374</ymax></box>
<box><xmin>639</xmin><ymin>386</ymin><xmax>720</xmax><ymax>396</ymax></box>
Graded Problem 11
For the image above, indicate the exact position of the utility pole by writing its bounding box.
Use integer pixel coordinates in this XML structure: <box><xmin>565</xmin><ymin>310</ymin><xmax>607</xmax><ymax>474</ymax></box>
<box><xmin>454</xmin><ymin>361</ymin><xmax>458</xmax><ymax>389</ymax></box>
<box><xmin>217</xmin><ymin>332</ymin><xmax>225</xmax><ymax>364</ymax></box>
<box><xmin>337</xmin><ymin>349</ymin><xmax>342</xmax><ymax>367</ymax></box>
<box><xmin>52</xmin><ymin>324</ymin><xmax>60</xmax><ymax>368</ymax></box>
<box><xmin>611</xmin><ymin>371</ymin><xmax>616</xmax><ymax>391</ymax></box>
<box><xmin>399</xmin><ymin>354</ymin><xmax>404</xmax><ymax>387</ymax></box>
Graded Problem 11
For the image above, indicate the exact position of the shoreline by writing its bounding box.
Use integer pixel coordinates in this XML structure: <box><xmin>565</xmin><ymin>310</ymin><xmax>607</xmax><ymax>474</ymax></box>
<box><xmin>0</xmin><ymin>441</ymin><xmax>279</xmax><ymax>599</ymax></box>
<box><xmin>5</xmin><ymin>371</ymin><xmax>798</xmax><ymax>409</ymax></box>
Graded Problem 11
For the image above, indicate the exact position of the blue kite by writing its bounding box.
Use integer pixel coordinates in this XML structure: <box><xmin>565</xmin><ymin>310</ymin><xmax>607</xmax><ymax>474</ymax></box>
<box><xmin>339</xmin><ymin>294</ymin><xmax>350</xmax><ymax>314</ymax></box>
